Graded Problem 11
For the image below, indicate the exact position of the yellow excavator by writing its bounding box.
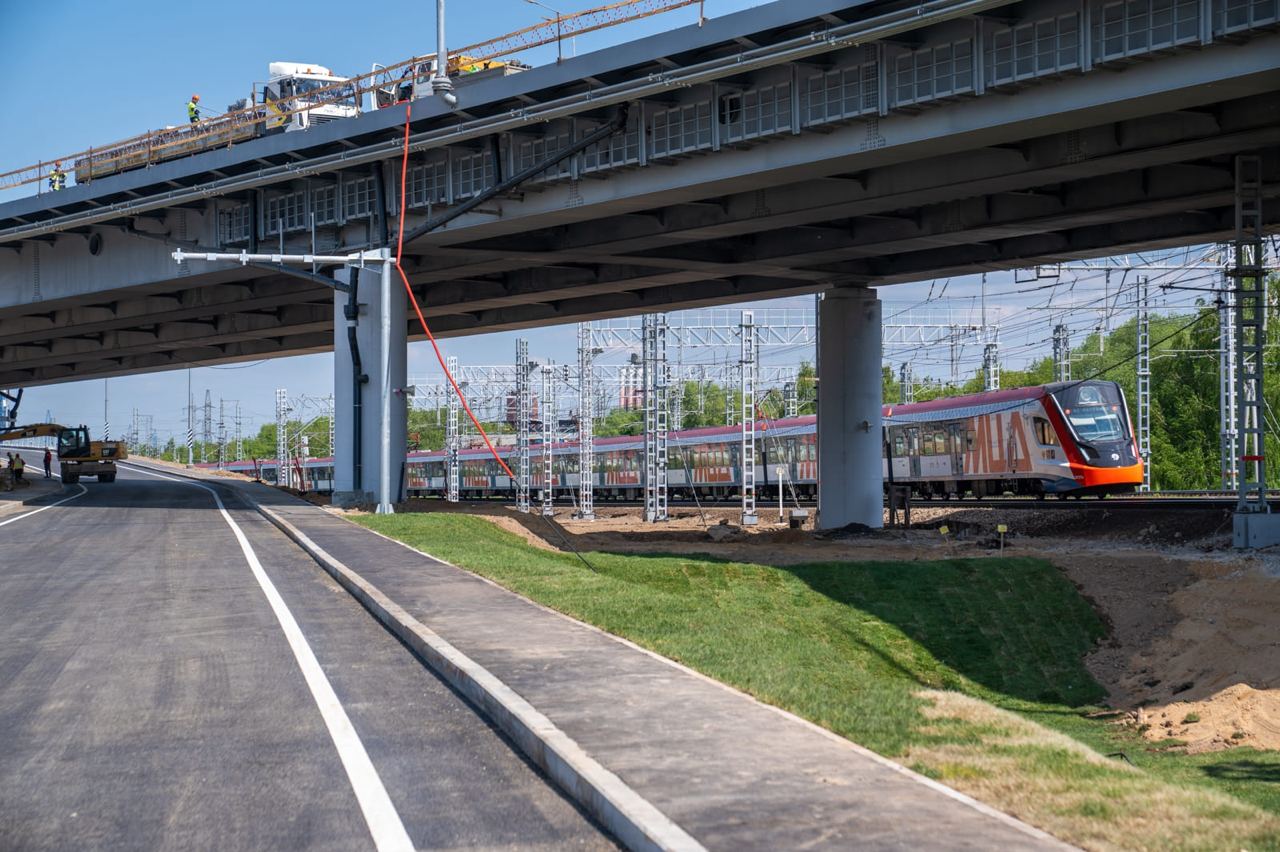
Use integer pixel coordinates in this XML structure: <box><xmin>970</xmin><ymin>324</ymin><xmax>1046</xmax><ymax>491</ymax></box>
<box><xmin>0</xmin><ymin>424</ymin><xmax>128</xmax><ymax>483</ymax></box>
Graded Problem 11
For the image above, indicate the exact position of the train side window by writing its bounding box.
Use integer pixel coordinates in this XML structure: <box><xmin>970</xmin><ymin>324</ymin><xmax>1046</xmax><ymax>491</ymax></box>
<box><xmin>965</xmin><ymin>429</ymin><xmax>977</xmax><ymax>451</ymax></box>
<box><xmin>893</xmin><ymin>433</ymin><xmax>906</xmax><ymax>457</ymax></box>
<box><xmin>907</xmin><ymin>429</ymin><xmax>920</xmax><ymax>455</ymax></box>
<box><xmin>1034</xmin><ymin>417</ymin><xmax>1059</xmax><ymax>446</ymax></box>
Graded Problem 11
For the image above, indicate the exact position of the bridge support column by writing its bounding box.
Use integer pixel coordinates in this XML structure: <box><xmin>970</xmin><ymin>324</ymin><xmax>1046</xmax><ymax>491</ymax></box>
<box><xmin>817</xmin><ymin>286</ymin><xmax>883</xmax><ymax>531</ymax></box>
<box><xmin>332</xmin><ymin>259</ymin><xmax>407</xmax><ymax>509</ymax></box>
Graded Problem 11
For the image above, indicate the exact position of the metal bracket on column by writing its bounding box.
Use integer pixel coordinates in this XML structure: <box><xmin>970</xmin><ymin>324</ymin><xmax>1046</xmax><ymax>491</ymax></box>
<box><xmin>0</xmin><ymin>388</ymin><xmax>22</xmax><ymax>428</ymax></box>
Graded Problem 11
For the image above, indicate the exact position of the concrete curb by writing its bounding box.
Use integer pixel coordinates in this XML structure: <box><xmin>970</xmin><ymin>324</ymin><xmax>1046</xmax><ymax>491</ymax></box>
<box><xmin>354</xmin><ymin>521</ymin><xmax>1079</xmax><ymax>851</ymax></box>
<box><xmin>253</xmin><ymin>502</ymin><xmax>706</xmax><ymax>852</ymax></box>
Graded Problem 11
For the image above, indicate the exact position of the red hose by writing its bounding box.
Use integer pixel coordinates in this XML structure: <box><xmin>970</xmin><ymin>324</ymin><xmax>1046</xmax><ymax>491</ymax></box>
<box><xmin>395</xmin><ymin>103</ymin><xmax>515</xmax><ymax>479</ymax></box>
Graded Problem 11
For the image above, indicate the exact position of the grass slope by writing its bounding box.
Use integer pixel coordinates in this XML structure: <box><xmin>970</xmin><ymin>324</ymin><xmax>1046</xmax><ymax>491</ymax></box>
<box><xmin>357</xmin><ymin>513</ymin><xmax>1280</xmax><ymax>851</ymax></box>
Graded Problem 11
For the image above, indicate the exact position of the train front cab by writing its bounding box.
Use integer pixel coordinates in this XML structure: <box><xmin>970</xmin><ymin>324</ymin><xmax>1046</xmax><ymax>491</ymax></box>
<box><xmin>1045</xmin><ymin>380</ymin><xmax>1143</xmax><ymax>497</ymax></box>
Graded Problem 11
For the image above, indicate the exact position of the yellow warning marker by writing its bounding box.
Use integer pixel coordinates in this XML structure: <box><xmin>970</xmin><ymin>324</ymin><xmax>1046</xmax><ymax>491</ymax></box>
<box><xmin>997</xmin><ymin>523</ymin><xmax>1008</xmax><ymax>555</ymax></box>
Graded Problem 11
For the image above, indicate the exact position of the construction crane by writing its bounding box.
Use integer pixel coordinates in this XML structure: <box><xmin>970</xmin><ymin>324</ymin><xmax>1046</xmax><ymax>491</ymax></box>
<box><xmin>0</xmin><ymin>423</ymin><xmax>127</xmax><ymax>483</ymax></box>
<box><xmin>0</xmin><ymin>0</ymin><xmax>703</xmax><ymax>192</ymax></box>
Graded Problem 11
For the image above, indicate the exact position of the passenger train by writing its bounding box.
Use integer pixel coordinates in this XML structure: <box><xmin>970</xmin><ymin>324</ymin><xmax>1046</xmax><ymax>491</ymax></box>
<box><xmin>209</xmin><ymin>381</ymin><xmax>1143</xmax><ymax>501</ymax></box>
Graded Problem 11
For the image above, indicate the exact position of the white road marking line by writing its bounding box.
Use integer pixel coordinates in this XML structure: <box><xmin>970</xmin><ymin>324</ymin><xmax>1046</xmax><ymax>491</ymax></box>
<box><xmin>0</xmin><ymin>483</ymin><xmax>87</xmax><ymax>528</ymax></box>
<box><xmin>127</xmin><ymin>465</ymin><xmax>414</xmax><ymax>852</ymax></box>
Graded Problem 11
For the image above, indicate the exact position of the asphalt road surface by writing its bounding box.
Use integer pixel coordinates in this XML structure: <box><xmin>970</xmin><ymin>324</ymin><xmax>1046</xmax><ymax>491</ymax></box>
<box><xmin>0</xmin><ymin>452</ymin><xmax>613</xmax><ymax>851</ymax></box>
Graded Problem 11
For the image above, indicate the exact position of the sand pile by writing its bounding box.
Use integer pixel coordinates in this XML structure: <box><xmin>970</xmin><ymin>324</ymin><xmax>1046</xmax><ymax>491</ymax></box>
<box><xmin>1137</xmin><ymin>683</ymin><xmax>1280</xmax><ymax>753</ymax></box>
<box><xmin>1068</xmin><ymin>556</ymin><xmax>1280</xmax><ymax>753</ymax></box>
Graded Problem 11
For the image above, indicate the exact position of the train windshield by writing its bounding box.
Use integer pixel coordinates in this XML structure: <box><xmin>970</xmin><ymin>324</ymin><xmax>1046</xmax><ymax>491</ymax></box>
<box><xmin>1052</xmin><ymin>383</ymin><xmax>1129</xmax><ymax>443</ymax></box>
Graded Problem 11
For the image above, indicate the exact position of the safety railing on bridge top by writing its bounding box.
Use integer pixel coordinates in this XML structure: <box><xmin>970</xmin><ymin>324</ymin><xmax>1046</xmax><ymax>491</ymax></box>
<box><xmin>0</xmin><ymin>0</ymin><xmax>702</xmax><ymax>195</ymax></box>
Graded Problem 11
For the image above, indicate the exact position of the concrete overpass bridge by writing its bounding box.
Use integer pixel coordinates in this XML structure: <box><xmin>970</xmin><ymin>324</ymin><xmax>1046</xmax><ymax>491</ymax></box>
<box><xmin>1</xmin><ymin>0</ymin><xmax>1277</xmax><ymax>523</ymax></box>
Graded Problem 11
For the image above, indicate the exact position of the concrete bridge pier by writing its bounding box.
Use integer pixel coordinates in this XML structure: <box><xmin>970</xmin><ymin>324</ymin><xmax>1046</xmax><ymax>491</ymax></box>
<box><xmin>817</xmin><ymin>286</ymin><xmax>883</xmax><ymax>531</ymax></box>
<box><xmin>332</xmin><ymin>258</ymin><xmax>407</xmax><ymax>510</ymax></box>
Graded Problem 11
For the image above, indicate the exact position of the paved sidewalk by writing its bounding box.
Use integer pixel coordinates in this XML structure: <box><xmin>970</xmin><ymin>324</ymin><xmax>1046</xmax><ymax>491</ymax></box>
<box><xmin>129</xmin><ymin>464</ymin><xmax>1066</xmax><ymax>851</ymax></box>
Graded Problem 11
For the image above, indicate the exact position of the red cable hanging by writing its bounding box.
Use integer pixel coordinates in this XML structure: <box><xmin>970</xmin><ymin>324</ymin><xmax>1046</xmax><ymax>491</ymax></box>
<box><xmin>395</xmin><ymin>103</ymin><xmax>515</xmax><ymax>479</ymax></box>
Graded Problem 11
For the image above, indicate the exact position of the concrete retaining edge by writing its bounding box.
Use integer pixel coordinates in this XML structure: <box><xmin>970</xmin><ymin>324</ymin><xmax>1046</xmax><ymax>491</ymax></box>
<box><xmin>119</xmin><ymin>460</ymin><xmax>1067</xmax><ymax>851</ymax></box>
<box><xmin>253</xmin><ymin>501</ymin><xmax>707</xmax><ymax>852</ymax></box>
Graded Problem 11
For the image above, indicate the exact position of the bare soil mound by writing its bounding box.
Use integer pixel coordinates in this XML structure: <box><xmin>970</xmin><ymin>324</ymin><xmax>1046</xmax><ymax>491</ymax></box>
<box><xmin>1067</xmin><ymin>555</ymin><xmax>1280</xmax><ymax>753</ymax></box>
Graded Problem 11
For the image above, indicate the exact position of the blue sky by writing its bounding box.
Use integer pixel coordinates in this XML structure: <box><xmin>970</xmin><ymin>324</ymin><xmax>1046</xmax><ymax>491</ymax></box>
<box><xmin>0</xmin><ymin>0</ymin><xmax>1213</xmax><ymax>442</ymax></box>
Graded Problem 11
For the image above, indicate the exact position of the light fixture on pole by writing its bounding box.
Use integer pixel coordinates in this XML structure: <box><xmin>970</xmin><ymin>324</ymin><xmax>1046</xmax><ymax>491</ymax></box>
<box><xmin>523</xmin><ymin>0</ymin><xmax>566</xmax><ymax>62</ymax></box>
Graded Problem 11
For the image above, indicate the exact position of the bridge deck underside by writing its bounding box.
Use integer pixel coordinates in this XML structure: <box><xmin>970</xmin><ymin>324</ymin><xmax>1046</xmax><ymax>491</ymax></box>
<box><xmin>0</xmin><ymin>0</ymin><xmax>1276</xmax><ymax>387</ymax></box>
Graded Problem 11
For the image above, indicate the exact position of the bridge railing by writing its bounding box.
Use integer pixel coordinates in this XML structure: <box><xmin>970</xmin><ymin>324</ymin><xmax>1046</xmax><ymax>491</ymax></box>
<box><xmin>0</xmin><ymin>0</ymin><xmax>701</xmax><ymax>195</ymax></box>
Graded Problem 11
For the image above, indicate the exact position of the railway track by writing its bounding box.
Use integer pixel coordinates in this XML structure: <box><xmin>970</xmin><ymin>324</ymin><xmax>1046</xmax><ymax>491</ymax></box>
<box><xmin>926</xmin><ymin>496</ymin><xmax>1251</xmax><ymax>511</ymax></box>
<box><xmin>513</xmin><ymin>494</ymin><xmax>1261</xmax><ymax>513</ymax></box>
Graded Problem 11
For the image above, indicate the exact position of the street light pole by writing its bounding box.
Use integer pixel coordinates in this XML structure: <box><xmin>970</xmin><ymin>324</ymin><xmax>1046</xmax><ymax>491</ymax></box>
<box><xmin>524</xmin><ymin>0</ymin><xmax>564</xmax><ymax>63</ymax></box>
<box><xmin>432</xmin><ymin>0</ymin><xmax>458</xmax><ymax>106</ymax></box>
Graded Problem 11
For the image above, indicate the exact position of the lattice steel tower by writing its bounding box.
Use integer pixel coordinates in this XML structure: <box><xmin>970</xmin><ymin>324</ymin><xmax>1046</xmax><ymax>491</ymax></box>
<box><xmin>1052</xmin><ymin>324</ymin><xmax>1071</xmax><ymax>383</ymax></box>
<box><xmin>1233</xmin><ymin>155</ymin><xmax>1267</xmax><ymax>513</ymax></box>
<box><xmin>446</xmin><ymin>355</ymin><xmax>460</xmax><ymax>503</ymax></box>
<box><xmin>515</xmin><ymin>339</ymin><xmax>532</xmax><ymax>513</ymax></box>
<box><xmin>641</xmin><ymin>313</ymin><xmax>669</xmax><ymax>522</ymax></box>
<box><xmin>1135</xmin><ymin>277</ymin><xmax>1151</xmax><ymax>491</ymax></box>
<box><xmin>982</xmin><ymin>338</ymin><xmax>1000</xmax><ymax>392</ymax></box>
<box><xmin>1218</xmin><ymin>273</ymin><xmax>1239</xmax><ymax>491</ymax></box>
<box><xmin>740</xmin><ymin>310</ymin><xmax>758</xmax><ymax>525</ymax></box>
<box><xmin>274</xmin><ymin>388</ymin><xmax>290</xmax><ymax>489</ymax></box>
<box><xmin>576</xmin><ymin>324</ymin><xmax>595</xmax><ymax>520</ymax></box>
<box><xmin>541</xmin><ymin>364</ymin><xmax>556</xmax><ymax>516</ymax></box>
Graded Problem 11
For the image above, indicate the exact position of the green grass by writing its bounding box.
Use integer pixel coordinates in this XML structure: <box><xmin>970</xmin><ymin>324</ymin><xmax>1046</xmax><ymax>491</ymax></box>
<box><xmin>356</xmin><ymin>512</ymin><xmax>1280</xmax><ymax>850</ymax></box>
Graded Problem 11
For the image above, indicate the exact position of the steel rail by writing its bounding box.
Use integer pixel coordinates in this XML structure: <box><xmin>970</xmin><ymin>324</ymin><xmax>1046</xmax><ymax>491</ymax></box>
<box><xmin>0</xmin><ymin>0</ymin><xmax>1019</xmax><ymax>246</ymax></box>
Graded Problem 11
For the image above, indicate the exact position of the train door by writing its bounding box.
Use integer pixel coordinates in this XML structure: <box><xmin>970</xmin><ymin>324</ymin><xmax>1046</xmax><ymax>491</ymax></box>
<box><xmin>907</xmin><ymin>427</ymin><xmax>921</xmax><ymax>479</ymax></box>
<box><xmin>1006</xmin><ymin>419</ymin><xmax>1020</xmax><ymax>474</ymax></box>
<box><xmin>948</xmin><ymin>422</ymin><xmax>965</xmax><ymax>489</ymax></box>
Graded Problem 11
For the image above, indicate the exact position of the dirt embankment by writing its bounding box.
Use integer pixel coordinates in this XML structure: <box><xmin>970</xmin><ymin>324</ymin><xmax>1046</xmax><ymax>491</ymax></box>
<box><xmin>342</xmin><ymin>499</ymin><xmax>1280</xmax><ymax>753</ymax></box>
<box><xmin>1064</xmin><ymin>553</ymin><xmax>1280</xmax><ymax>753</ymax></box>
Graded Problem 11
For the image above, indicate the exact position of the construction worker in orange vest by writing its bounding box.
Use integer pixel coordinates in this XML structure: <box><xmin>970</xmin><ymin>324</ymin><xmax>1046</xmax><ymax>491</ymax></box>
<box><xmin>187</xmin><ymin>94</ymin><xmax>201</xmax><ymax>124</ymax></box>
